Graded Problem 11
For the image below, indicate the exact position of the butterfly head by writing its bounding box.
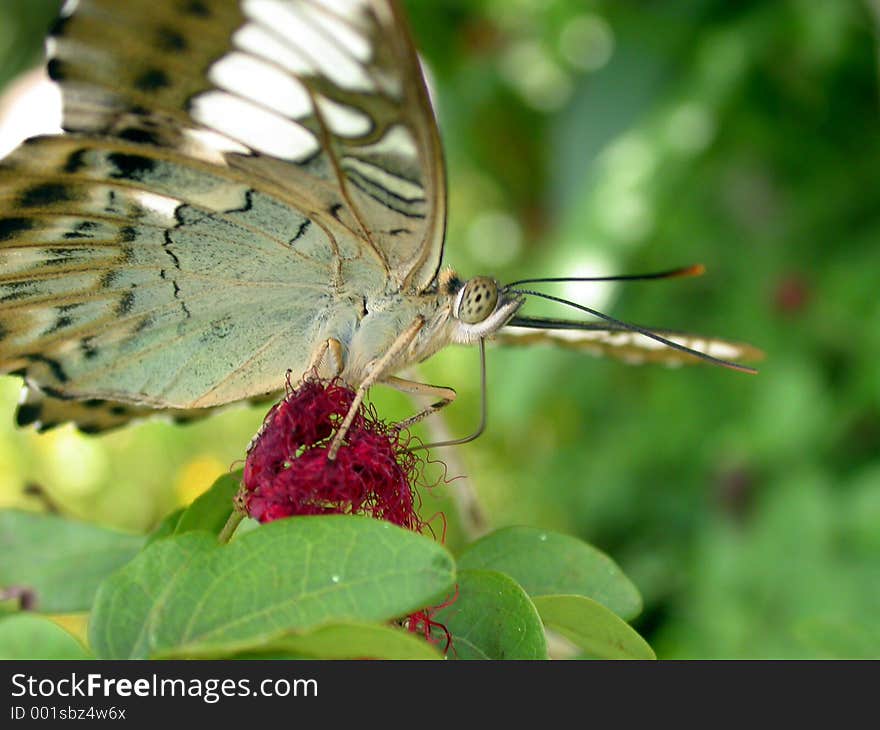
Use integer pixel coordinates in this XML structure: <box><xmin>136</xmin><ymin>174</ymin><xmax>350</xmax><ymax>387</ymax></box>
<box><xmin>441</xmin><ymin>271</ymin><xmax>524</xmax><ymax>343</ymax></box>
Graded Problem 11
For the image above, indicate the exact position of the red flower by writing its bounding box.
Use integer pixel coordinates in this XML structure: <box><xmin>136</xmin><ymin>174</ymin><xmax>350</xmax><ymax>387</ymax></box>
<box><xmin>243</xmin><ymin>376</ymin><xmax>424</xmax><ymax>532</ymax></box>
<box><xmin>242</xmin><ymin>375</ymin><xmax>456</xmax><ymax>654</ymax></box>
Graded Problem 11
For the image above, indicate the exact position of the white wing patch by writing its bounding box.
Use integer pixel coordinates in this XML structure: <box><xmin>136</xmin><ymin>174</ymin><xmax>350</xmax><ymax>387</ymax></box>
<box><xmin>316</xmin><ymin>97</ymin><xmax>372</xmax><ymax>137</ymax></box>
<box><xmin>190</xmin><ymin>90</ymin><xmax>320</xmax><ymax>160</ymax></box>
<box><xmin>299</xmin><ymin>1</ymin><xmax>373</xmax><ymax>62</ymax></box>
<box><xmin>242</xmin><ymin>0</ymin><xmax>375</xmax><ymax>91</ymax></box>
<box><xmin>233</xmin><ymin>22</ymin><xmax>315</xmax><ymax>77</ymax></box>
<box><xmin>131</xmin><ymin>190</ymin><xmax>180</xmax><ymax>219</ymax></box>
<box><xmin>209</xmin><ymin>51</ymin><xmax>313</xmax><ymax>118</ymax></box>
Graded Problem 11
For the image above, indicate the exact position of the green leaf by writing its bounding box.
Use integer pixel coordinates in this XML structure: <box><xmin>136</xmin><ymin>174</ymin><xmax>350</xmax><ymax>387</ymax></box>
<box><xmin>0</xmin><ymin>510</ymin><xmax>145</xmax><ymax>613</ymax></box>
<box><xmin>457</xmin><ymin>526</ymin><xmax>642</xmax><ymax>620</ymax></box>
<box><xmin>0</xmin><ymin>614</ymin><xmax>91</xmax><ymax>659</ymax></box>
<box><xmin>533</xmin><ymin>595</ymin><xmax>655</xmax><ymax>660</ymax></box>
<box><xmin>433</xmin><ymin>569</ymin><xmax>548</xmax><ymax>660</ymax></box>
<box><xmin>89</xmin><ymin>515</ymin><xmax>455</xmax><ymax>659</ymax></box>
<box><xmin>173</xmin><ymin>469</ymin><xmax>242</xmax><ymax>536</ymax></box>
<box><xmin>147</xmin><ymin>508</ymin><xmax>185</xmax><ymax>546</ymax></box>
<box><xmin>161</xmin><ymin>621</ymin><xmax>443</xmax><ymax>660</ymax></box>
<box><xmin>274</xmin><ymin>623</ymin><xmax>443</xmax><ymax>659</ymax></box>
<box><xmin>0</xmin><ymin>1</ymin><xmax>62</xmax><ymax>90</ymax></box>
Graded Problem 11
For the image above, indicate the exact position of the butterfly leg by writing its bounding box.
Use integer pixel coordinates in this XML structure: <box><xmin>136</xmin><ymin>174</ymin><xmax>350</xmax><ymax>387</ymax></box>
<box><xmin>406</xmin><ymin>337</ymin><xmax>490</xmax><ymax>451</ymax></box>
<box><xmin>384</xmin><ymin>376</ymin><xmax>456</xmax><ymax>430</ymax></box>
<box><xmin>327</xmin><ymin>317</ymin><xmax>425</xmax><ymax>460</ymax></box>
<box><xmin>306</xmin><ymin>338</ymin><xmax>345</xmax><ymax>378</ymax></box>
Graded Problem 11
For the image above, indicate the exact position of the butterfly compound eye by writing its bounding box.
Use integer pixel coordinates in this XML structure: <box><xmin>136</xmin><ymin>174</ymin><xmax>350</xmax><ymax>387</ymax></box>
<box><xmin>457</xmin><ymin>277</ymin><xmax>500</xmax><ymax>324</ymax></box>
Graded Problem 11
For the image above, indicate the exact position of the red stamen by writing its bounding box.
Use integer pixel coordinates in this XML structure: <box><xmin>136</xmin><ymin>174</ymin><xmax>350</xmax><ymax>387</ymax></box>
<box><xmin>405</xmin><ymin>585</ymin><xmax>459</xmax><ymax>655</ymax></box>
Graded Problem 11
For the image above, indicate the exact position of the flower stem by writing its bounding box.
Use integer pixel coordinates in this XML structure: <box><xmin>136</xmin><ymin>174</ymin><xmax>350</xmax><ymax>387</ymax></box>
<box><xmin>218</xmin><ymin>510</ymin><xmax>244</xmax><ymax>544</ymax></box>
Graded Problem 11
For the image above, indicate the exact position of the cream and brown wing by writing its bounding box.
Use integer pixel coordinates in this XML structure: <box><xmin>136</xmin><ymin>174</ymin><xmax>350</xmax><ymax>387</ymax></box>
<box><xmin>15</xmin><ymin>384</ymin><xmax>281</xmax><ymax>434</ymax></box>
<box><xmin>49</xmin><ymin>0</ymin><xmax>446</xmax><ymax>291</ymax></box>
<box><xmin>0</xmin><ymin>0</ymin><xmax>447</xmax><ymax>429</ymax></box>
<box><xmin>493</xmin><ymin>325</ymin><xmax>764</xmax><ymax>368</ymax></box>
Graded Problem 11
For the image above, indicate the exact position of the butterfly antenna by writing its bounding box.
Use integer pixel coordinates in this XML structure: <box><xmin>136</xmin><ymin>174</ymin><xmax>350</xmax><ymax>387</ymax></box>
<box><xmin>414</xmin><ymin>338</ymin><xmax>489</xmax><ymax>450</ymax></box>
<box><xmin>505</xmin><ymin>263</ymin><xmax>705</xmax><ymax>289</ymax></box>
<box><xmin>509</xmin><ymin>288</ymin><xmax>758</xmax><ymax>374</ymax></box>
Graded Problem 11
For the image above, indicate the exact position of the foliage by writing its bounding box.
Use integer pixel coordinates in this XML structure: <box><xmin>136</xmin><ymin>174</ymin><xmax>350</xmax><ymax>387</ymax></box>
<box><xmin>0</xmin><ymin>476</ymin><xmax>649</xmax><ymax>659</ymax></box>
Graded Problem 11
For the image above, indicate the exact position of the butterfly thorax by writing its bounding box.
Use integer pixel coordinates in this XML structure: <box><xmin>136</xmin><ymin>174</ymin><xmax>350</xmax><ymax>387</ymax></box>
<box><xmin>326</xmin><ymin>289</ymin><xmax>450</xmax><ymax>386</ymax></box>
<box><xmin>326</xmin><ymin>270</ymin><xmax>523</xmax><ymax>387</ymax></box>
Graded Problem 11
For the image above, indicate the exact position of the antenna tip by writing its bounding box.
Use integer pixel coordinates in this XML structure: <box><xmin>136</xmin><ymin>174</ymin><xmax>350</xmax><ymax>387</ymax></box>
<box><xmin>682</xmin><ymin>263</ymin><xmax>706</xmax><ymax>278</ymax></box>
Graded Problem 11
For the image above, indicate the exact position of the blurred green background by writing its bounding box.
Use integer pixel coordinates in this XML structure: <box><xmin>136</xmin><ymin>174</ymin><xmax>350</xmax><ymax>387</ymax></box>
<box><xmin>1</xmin><ymin>0</ymin><xmax>879</xmax><ymax>658</ymax></box>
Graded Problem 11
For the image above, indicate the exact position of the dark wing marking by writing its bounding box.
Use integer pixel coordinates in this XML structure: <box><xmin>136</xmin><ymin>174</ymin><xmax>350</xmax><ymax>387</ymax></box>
<box><xmin>47</xmin><ymin>0</ymin><xmax>446</xmax><ymax>291</ymax></box>
<box><xmin>16</xmin><ymin>382</ymin><xmax>280</xmax><ymax>434</ymax></box>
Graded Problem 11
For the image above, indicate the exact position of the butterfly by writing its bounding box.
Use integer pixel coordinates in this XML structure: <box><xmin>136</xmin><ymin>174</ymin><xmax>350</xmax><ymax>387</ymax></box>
<box><xmin>0</xmin><ymin>0</ymin><xmax>760</xmax><ymax>448</ymax></box>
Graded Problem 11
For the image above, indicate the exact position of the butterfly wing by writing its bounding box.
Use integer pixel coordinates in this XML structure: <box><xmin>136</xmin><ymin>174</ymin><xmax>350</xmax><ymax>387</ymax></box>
<box><xmin>50</xmin><ymin>0</ymin><xmax>446</xmax><ymax>291</ymax></box>
<box><xmin>15</xmin><ymin>386</ymin><xmax>281</xmax><ymax>434</ymax></box>
<box><xmin>0</xmin><ymin>0</ymin><xmax>446</xmax><ymax>426</ymax></box>
<box><xmin>494</xmin><ymin>322</ymin><xmax>764</xmax><ymax>368</ymax></box>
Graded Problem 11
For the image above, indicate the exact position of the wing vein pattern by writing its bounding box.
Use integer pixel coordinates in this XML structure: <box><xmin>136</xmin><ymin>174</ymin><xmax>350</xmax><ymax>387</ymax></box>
<box><xmin>0</xmin><ymin>0</ymin><xmax>447</xmax><ymax>431</ymax></box>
